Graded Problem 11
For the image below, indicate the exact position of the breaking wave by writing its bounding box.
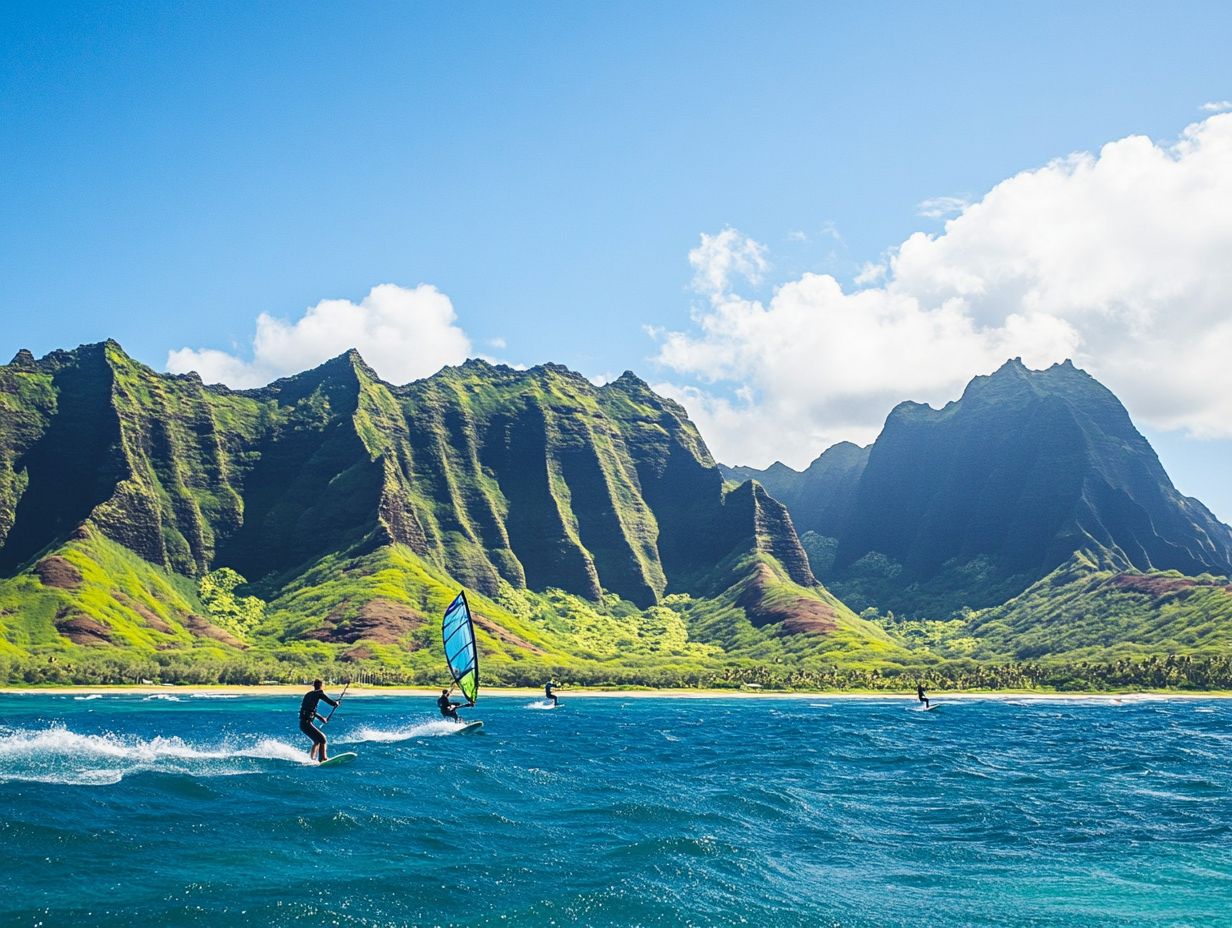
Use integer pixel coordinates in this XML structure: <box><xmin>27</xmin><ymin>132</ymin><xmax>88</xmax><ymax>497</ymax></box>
<box><xmin>341</xmin><ymin>719</ymin><xmax>463</xmax><ymax>743</ymax></box>
<box><xmin>0</xmin><ymin>726</ymin><xmax>311</xmax><ymax>786</ymax></box>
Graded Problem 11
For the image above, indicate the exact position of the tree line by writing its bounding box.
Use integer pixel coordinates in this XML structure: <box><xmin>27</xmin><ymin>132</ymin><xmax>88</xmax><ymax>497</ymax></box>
<box><xmin>4</xmin><ymin>650</ymin><xmax>1232</xmax><ymax>692</ymax></box>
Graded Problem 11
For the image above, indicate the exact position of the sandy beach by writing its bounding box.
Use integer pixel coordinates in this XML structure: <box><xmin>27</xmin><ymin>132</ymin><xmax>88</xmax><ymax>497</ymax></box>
<box><xmin>3</xmin><ymin>684</ymin><xmax>1230</xmax><ymax>700</ymax></box>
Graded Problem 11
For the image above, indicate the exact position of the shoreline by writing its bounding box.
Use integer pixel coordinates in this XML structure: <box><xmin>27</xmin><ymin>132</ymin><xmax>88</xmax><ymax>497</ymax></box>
<box><xmin>2</xmin><ymin>684</ymin><xmax>1230</xmax><ymax>700</ymax></box>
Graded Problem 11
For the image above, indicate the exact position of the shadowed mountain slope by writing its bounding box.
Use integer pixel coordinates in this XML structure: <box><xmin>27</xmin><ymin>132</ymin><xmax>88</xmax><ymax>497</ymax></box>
<box><xmin>726</xmin><ymin>359</ymin><xmax>1232</xmax><ymax>617</ymax></box>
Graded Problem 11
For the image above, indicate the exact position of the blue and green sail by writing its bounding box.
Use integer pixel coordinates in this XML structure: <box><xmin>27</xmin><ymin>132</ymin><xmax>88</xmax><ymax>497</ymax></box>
<box><xmin>441</xmin><ymin>591</ymin><xmax>479</xmax><ymax>704</ymax></box>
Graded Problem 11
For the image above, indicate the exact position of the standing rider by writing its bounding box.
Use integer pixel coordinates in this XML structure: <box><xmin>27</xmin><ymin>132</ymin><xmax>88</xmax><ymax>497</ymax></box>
<box><xmin>438</xmin><ymin>685</ymin><xmax>470</xmax><ymax>722</ymax></box>
<box><xmin>916</xmin><ymin>683</ymin><xmax>930</xmax><ymax>709</ymax></box>
<box><xmin>300</xmin><ymin>679</ymin><xmax>340</xmax><ymax>762</ymax></box>
<box><xmin>545</xmin><ymin>678</ymin><xmax>558</xmax><ymax>707</ymax></box>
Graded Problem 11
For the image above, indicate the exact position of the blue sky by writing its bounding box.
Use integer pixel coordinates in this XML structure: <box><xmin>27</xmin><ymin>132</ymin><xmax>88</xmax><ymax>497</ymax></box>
<box><xmin>3</xmin><ymin>1</ymin><xmax>1231</xmax><ymax>519</ymax></box>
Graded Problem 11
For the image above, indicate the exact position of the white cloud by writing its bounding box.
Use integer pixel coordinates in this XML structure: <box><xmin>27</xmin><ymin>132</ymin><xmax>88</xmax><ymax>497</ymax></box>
<box><xmin>487</xmin><ymin>336</ymin><xmax>508</xmax><ymax>350</ymax></box>
<box><xmin>168</xmin><ymin>283</ymin><xmax>471</xmax><ymax>388</ymax></box>
<box><xmin>916</xmin><ymin>195</ymin><xmax>971</xmax><ymax>219</ymax></box>
<box><xmin>654</xmin><ymin>114</ymin><xmax>1232</xmax><ymax>468</ymax></box>
<box><xmin>854</xmin><ymin>261</ymin><xmax>887</xmax><ymax>286</ymax></box>
<box><xmin>1200</xmin><ymin>100</ymin><xmax>1232</xmax><ymax>112</ymax></box>
<box><xmin>689</xmin><ymin>228</ymin><xmax>769</xmax><ymax>297</ymax></box>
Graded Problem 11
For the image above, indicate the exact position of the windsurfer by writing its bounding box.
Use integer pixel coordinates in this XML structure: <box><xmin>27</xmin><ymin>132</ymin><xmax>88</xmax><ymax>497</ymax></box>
<box><xmin>438</xmin><ymin>686</ymin><xmax>469</xmax><ymax>721</ymax></box>
<box><xmin>545</xmin><ymin>679</ymin><xmax>558</xmax><ymax>707</ymax></box>
<box><xmin>299</xmin><ymin>679</ymin><xmax>339</xmax><ymax>762</ymax></box>
<box><xmin>917</xmin><ymin>684</ymin><xmax>930</xmax><ymax>709</ymax></box>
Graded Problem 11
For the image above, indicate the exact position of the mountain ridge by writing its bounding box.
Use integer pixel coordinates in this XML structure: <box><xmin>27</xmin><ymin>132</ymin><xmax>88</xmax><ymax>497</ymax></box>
<box><xmin>724</xmin><ymin>358</ymin><xmax>1232</xmax><ymax>617</ymax></box>
<box><xmin>2</xmin><ymin>340</ymin><xmax>873</xmax><ymax>684</ymax></box>
<box><xmin>4</xmin><ymin>344</ymin><xmax>1232</xmax><ymax>688</ymax></box>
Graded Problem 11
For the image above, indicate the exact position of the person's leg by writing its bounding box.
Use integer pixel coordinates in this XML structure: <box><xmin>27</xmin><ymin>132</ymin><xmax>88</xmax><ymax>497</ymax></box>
<box><xmin>301</xmin><ymin>720</ymin><xmax>318</xmax><ymax>758</ymax></box>
<box><xmin>303</xmin><ymin>719</ymin><xmax>327</xmax><ymax>761</ymax></box>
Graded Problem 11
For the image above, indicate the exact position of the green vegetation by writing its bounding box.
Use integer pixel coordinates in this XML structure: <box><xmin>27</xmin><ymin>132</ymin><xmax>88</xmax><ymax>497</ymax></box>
<box><xmin>964</xmin><ymin>552</ymin><xmax>1232</xmax><ymax>661</ymax></box>
<box><xmin>198</xmin><ymin>568</ymin><xmax>265</xmax><ymax>636</ymax></box>
<box><xmin>2</xmin><ymin>343</ymin><xmax>1231</xmax><ymax>692</ymax></box>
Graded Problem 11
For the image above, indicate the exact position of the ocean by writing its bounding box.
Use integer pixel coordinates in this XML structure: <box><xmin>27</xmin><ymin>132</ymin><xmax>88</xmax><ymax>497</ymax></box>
<box><xmin>1</xmin><ymin>693</ymin><xmax>1229</xmax><ymax>927</ymax></box>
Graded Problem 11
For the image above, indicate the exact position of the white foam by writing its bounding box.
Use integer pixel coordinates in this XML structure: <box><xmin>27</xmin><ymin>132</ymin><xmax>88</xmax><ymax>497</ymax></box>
<box><xmin>0</xmin><ymin>726</ymin><xmax>313</xmax><ymax>786</ymax></box>
<box><xmin>143</xmin><ymin>694</ymin><xmax>182</xmax><ymax>702</ymax></box>
<box><xmin>73</xmin><ymin>694</ymin><xmax>103</xmax><ymax>701</ymax></box>
<box><xmin>343</xmin><ymin>719</ymin><xmax>462</xmax><ymax>743</ymax></box>
<box><xmin>526</xmin><ymin>701</ymin><xmax>559</xmax><ymax>710</ymax></box>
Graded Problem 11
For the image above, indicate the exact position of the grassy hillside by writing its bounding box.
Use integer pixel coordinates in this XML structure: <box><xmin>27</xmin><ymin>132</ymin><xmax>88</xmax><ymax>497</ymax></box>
<box><xmin>7</xmin><ymin>535</ymin><xmax>1232</xmax><ymax>690</ymax></box>
<box><xmin>0</xmin><ymin>531</ymin><xmax>912</xmax><ymax>687</ymax></box>
<box><xmin>964</xmin><ymin>551</ymin><xmax>1232</xmax><ymax>662</ymax></box>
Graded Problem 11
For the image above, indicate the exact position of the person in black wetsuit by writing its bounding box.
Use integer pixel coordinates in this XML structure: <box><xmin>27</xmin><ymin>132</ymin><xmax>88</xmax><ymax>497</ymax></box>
<box><xmin>544</xmin><ymin>679</ymin><xmax>558</xmax><ymax>707</ymax></box>
<box><xmin>299</xmin><ymin>679</ymin><xmax>339</xmax><ymax>762</ymax></box>
<box><xmin>438</xmin><ymin>687</ymin><xmax>467</xmax><ymax>722</ymax></box>
<box><xmin>917</xmin><ymin>684</ymin><xmax>930</xmax><ymax>709</ymax></box>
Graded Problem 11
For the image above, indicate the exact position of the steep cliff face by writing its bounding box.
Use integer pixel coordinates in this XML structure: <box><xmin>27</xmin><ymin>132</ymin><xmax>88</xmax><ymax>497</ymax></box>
<box><xmin>0</xmin><ymin>343</ymin><xmax>821</xmax><ymax>646</ymax></box>
<box><xmin>840</xmin><ymin>359</ymin><xmax>1232</xmax><ymax>585</ymax></box>
<box><xmin>0</xmin><ymin>341</ymin><xmax>260</xmax><ymax>575</ymax></box>
<box><xmin>723</xmin><ymin>440</ymin><xmax>869</xmax><ymax>539</ymax></box>
<box><xmin>725</xmin><ymin>359</ymin><xmax>1232</xmax><ymax>616</ymax></box>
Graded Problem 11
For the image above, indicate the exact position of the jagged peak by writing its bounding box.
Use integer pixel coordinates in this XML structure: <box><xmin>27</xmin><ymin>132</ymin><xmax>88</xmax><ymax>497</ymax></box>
<box><xmin>874</xmin><ymin>358</ymin><xmax>1092</xmax><ymax>423</ymax></box>
<box><xmin>951</xmin><ymin>357</ymin><xmax>1110</xmax><ymax>411</ymax></box>
<box><xmin>987</xmin><ymin>356</ymin><xmax>1091</xmax><ymax>383</ymax></box>
<box><xmin>242</xmin><ymin>349</ymin><xmax>379</xmax><ymax>402</ymax></box>
<box><xmin>607</xmin><ymin>370</ymin><xmax>650</xmax><ymax>390</ymax></box>
<box><xmin>6</xmin><ymin>339</ymin><xmax>181</xmax><ymax>381</ymax></box>
<box><xmin>7</xmin><ymin>348</ymin><xmax>37</xmax><ymax>370</ymax></box>
<box><xmin>339</xmin><ymin>347</ymin><xmax>383</xmax><ymax>383</ymax></box>
<box><xmin>34</xmin><ymin>339</ymin><xmax>120</xmax><ymax>363</ymax></box>
<box><xmin>417</xmin><ymin>356</ymin><xmax>524</xmax><ymax>386</ymax></box>
<box><xmin>814</xmin><ymin>440</ymin><xmax>867</xmax><ymax>460</ymax></box>
<box><xmin>994</xmin><ymin>356</ymin><xmax>1029</xmax><ymax>375</ymax></box>
<box><xmin>802</xmin><ymin>440</ymin><xmax>869</xmax><ymax>473</ymax></box>
<box><xmin>761</xmin><ymin>460</ymin><xmax>802</xmax><ymax>477</ymax></box>
<box><xmin>432</xmin><ymin>357</ymin><xmax>593</xmax><ymax>387</ymax></box>
<box><xmin>525</xmin><ymin>360</ymin><xmax>594</xmax><ymax>385</ymax></box>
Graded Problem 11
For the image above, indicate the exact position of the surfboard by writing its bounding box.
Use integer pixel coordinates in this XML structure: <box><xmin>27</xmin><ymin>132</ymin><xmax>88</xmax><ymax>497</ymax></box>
<box><xmin>527</xmin><ymin>700</ymin><xmax>559</xmax><ymax>710</ymax></box>
<box><xmin>318</xmin><ymin>751</ymin><xmax>358</xmax><ymax>767</ymax></box>
<box><xmin>454</xmin><ymin>720</ymin><xmax>484</xmax><ymax>734</ymax></box>
<box><xmin>920</xmin><ymin>703</ymin><xmax>940</xmax><ymax>711</ymax></box>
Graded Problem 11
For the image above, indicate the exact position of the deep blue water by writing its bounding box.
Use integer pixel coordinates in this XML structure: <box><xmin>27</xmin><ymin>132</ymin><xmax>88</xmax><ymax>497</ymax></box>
<box><xmin>1</xmin><ymin>693</ymin><xmax>1231</xmax><ymax>927</ymax></box>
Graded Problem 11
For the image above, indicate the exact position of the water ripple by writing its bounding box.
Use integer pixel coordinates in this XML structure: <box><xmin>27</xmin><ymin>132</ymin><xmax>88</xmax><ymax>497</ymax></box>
<box><xmin>1</xmin><ymin>695</ymin><xmax>1231</xmax><ymax>927</ymax></box>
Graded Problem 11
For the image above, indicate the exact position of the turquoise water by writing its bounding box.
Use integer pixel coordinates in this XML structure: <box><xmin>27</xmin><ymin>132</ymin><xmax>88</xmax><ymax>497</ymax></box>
<box><xmin>2</xmin><ymin>694</ymin><xmax>1230</xmax><ymax>927</ymax></box>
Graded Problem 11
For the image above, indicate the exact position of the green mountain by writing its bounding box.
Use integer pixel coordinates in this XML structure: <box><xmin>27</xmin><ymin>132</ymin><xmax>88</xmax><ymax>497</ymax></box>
<box><xmin>6</xmin><ymin>345</ymin><xmax>1230</xmax><ymax>689</ymax></box>
<box><xmin>0</xmin><ymin>341</ymin><xmax>903</xmax><ymax>685</ymax></box>
<box><xmin>725</xmin><ymin>359</ymin><xmax>1232</xmax><ymax>619</ymax></box>
<box><xmin>724</xmin><ymin>440</ymin><xmax>869</xmax><ymax>540</ymax></box>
